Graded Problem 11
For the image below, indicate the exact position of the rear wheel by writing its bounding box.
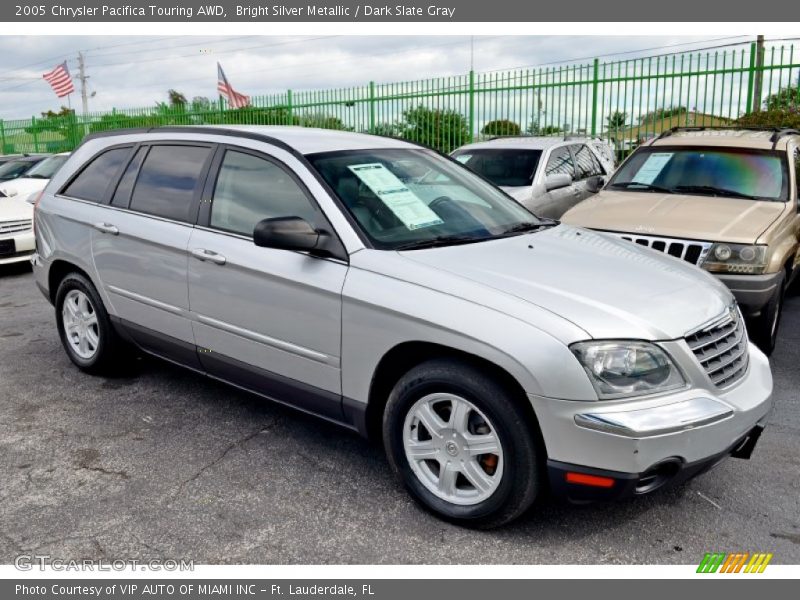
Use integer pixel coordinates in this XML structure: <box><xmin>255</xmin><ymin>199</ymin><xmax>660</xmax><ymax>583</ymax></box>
<box><xmin>55</xmin><ymin>273</ymin><xmax>132</xmax><ymax>375</ymax></box>
<box><xmin>383</xmin><ymin>358</ymin><xmax>541</xmax><ymax>528</ymax></box>
<box><xmin>748</xmin><ymin>271</ymin><xmax>785</xmax><ymax>356</ymax></box>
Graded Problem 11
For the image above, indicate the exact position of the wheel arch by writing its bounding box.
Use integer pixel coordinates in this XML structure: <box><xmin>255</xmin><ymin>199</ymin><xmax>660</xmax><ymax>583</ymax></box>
<box><xmin>364</xmin><ymin>341</ymin><xmax>541</xmax><ymax>445</ymax></box>
<box><xmin>47</xmin><ymin>259</ymin><xmax>95</xmax><ymax>304</ymax></box>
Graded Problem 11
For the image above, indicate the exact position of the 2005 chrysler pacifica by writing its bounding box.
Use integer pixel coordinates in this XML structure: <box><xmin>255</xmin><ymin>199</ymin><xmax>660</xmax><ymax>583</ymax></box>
<box><xmin>31</xmin><ymin>126</ymin><xmax>772</xmax><ymax>527</ymax></box>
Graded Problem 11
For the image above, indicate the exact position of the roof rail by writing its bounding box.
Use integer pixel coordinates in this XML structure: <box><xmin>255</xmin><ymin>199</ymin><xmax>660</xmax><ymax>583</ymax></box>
<box><xmin>655</xmin><ymin>125</ymin><xmax>800</xmax><ymax>145</ymax></box>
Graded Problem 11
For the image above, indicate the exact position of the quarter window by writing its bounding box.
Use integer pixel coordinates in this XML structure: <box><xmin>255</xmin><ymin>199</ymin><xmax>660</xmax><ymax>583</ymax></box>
<box><xmin>111</xmin><ymin>147</ymin><xmax>147</xmax><ymax>208</ymax></box>
<box><xmin>545</xmin><ymin>146</ymin><xmax>575</xmax><ymax>178</ymax></box>
<box><xmin>795</xmin><ymin>148</ymin><xmax>799</xmax><ymax>199</ymax></box>
<box><xmin>63</xmin><ymin>147</ymin><xmax>131</xmax><ymax>202</ymax></box>
<box><xmin>129</xmin><ymin>145</ymin><xmax>211</xmax><ymax>222</ymax></box>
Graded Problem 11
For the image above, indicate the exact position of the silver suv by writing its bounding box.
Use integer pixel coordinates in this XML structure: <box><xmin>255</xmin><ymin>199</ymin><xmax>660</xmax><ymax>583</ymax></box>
<box><xmin>32</xmin><ymin>126</ymin><xmax>772</xmax><ymax>527</ymax></box>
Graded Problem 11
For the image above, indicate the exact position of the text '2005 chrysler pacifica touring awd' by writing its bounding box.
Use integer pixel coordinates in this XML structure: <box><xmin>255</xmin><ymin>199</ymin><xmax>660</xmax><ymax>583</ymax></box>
<box><xmin>31</xmin><ymin>126</ymin><xmax>772</xmax><ymax>527</ymax></box>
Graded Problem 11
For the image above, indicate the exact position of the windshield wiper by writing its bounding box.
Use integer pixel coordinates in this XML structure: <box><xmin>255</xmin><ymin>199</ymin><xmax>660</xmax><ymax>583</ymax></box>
<box><xmin>671</xmin><ymin>185</ymin><xmax>760</xmax><ymax>200</ymax></box>
<box><xmin>608</xmin><ymin>181</ymin><xmax>674</xmax><ymax>193</ymax></box>
<box><xmin>499</xmin><ymin>220</ymin><xmax>557</xmax><ymax>237</ymax></box>
<box><xmin>394</xmin><ymin>234</ymin><xmax>488</xmax><ymax>251</ymax></box>
<box><xmin>26</xmin><ymin>174</ymin><xmax>49</xmax><ymax>179</ymax></box>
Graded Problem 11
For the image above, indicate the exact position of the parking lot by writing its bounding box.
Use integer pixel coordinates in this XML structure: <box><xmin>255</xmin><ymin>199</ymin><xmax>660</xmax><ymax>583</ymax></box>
<box><xmin>0</xmin><ymin>261</ymin><xmax>798</xmax><ymax>565</ymax></box>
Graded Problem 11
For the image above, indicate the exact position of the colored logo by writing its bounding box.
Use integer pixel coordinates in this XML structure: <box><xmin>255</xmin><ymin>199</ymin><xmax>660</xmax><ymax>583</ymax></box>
<box><xmin>697</xmin><ymin>552</ymin><xmax>773</xmax><ymax>573</ymax></box>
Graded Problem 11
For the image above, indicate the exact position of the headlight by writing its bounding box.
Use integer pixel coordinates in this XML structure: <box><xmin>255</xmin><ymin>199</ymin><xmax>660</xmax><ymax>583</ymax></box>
<box><xmin>571</xmin><ymin>341</ymin><xmax>686</xmax><ymax>399</ymax></box>
<box><xmin>701</xmin><ymin>243</ymin><xmax>768</xmax><ymax>274</ymax></box>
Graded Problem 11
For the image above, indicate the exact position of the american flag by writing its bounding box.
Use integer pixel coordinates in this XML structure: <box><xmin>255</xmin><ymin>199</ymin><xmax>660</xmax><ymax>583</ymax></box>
<box><xmin>42</xmin><ymin>61</ymin><xmax>75</xmax><ymax>98</ymax></box>
<box><xmin>217</xmin><ymin>63</ymin><xmax>250</xmax><ymax>109</ymax></box>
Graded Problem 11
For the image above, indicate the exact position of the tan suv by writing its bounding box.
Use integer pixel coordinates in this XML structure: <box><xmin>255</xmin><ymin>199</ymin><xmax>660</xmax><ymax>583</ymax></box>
<box><xmin>562</xmin><ymin>127</ymin><xmax>800</xmax><ymax>355</ymax></box>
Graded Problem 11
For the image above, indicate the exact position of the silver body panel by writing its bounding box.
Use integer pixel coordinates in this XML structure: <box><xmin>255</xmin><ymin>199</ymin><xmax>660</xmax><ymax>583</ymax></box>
<box><xmin>32</xmin><ymin>126</ymin><xmax>772</xmax><ymax>477</ymax></box>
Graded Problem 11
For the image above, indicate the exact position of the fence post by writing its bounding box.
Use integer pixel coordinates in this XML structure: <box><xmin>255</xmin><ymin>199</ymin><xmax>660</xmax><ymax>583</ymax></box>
<box><xmin>0</xmin><ymin>119</ymin><xmax>5</xmax><ymax>154</ymax></box>
<box><xmin>590</xmin><ymin>58</ymin><xmax>599</xmax><ymax>137</ymax></box>
<box><xmin>31</xmin><ymin>116</ymin><xmax>39</xmax><ymax>153</ymax></box>
<box><xmin>745</xmin><ymin>42</ymin><xmax>757</xmax><ymax>114</ymax></box>
<box><xmin>468</xmin><ymin>70</ymin><xmax>475</xmax><ymax>141</ymax></box>
<box><xmin>368</xmin><ymin>81</ymin><xmax>376</xmax><ymax>133</ymax></box>
<box><xmin>218</xmin><ymin>97</ymin><xmax>225</xmax><ymax>122</ymax></box>
<box><xmin>287</xmin><ymin>89</ymin><xmax>294</xmax><ymax>125</ymax></box>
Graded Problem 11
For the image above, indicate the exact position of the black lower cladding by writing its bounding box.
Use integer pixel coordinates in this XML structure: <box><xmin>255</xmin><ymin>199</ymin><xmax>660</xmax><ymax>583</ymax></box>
<box><xmin>548</xmin><ymin>424</ymin><xmax>765</xmax><ymax>503</ymax></box>
<box><xmin>111</xmin><ymin>317</ymin><xmax>366</xmax><ymax>434</ymax></box>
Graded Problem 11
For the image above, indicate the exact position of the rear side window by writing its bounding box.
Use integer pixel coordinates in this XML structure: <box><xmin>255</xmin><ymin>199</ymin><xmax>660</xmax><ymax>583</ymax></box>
<box><xmin>129</xmin><ymin>145</ymin><xmax>211</xmax><ymax>222</ymax></box>
<box><xmin>210</xmin><ymin>150</ymin><xmax>319</xmax><ymax>236</ymax></box>
<box><xmin>571</xmin><ymin>144</ymin><xmax>604</xmax><ymax>179</ymax></box>
<box><xmin>63</xmin><ymin>147</ymin><xmax>132</xmax><ymax>202</ymax></box>
<box><xmin>545</xmin><ymin>146</ymin><xmax>575</xmax><ymax>178</ymax></box>
<box><xmin>111</xmin><ymin>147</ymin><xmax>147</xmax><ymax>208</ymax></box>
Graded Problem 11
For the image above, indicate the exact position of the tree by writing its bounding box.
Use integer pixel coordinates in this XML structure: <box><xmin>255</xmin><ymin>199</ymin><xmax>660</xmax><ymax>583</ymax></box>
<box><xmin>764</xmin><ymin>86</ymin><xmax>799</xmax><ymax>111</ymax></box>
<box><xmin>481</xmin><ymin>119</ymin><xmax>521</xmax><ymax>137</ymax></box>
<box><xmin>737</xmin><ymin>107</ymin><xmax>800</xmax><ymax>129</ymax></box>
<box><xmin>298</xmin><ymin>113</ymin><xmax>351</xmax><ymax>131</ymax></box>
<box><xmin>25</xmin><ymin>106</ymin><xmax>81</xmax><ymax>149</ymax></box>
<box><xmin>526</xmin><ymin>121</ymin><xmax>563</xmax><ymax>136</ymax></box>
<box><xmin>191</xmin><ymin>96</ymin><xmax>213</xmax><ymax>112</ymax></box>
<box><xmin>606</xmin><ymin>110</ymin><xmax>627</xmax><ymax>133</ymax></box>
<box><xmin>167</xmin><ymin>89</ymin><xmax>187</xmax><ymax>108</ymax></box>
<box><xmin>393</xmin><ymin>105</ymin><xmax>469</xmax><ymax>153</ymax></box>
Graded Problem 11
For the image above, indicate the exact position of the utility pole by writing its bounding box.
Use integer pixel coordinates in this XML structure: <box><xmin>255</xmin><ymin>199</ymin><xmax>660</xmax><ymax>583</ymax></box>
<box><xmin>77</xmin><ymin>52</ymin><xmax>90</xmax><ymax>135</ymax></box>
<box><xmin>752</xmin><ymin>35</ymin><xmax>765</xmax><ymax>113</ymax></box>
<box><xmin>77</xmin><ymin>52</ymin><xmax>89</xmax><ymax>116</ymax></box>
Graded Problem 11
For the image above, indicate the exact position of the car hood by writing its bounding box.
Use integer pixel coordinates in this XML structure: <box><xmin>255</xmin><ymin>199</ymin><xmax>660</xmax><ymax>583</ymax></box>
<box><xmin>0</xmin><ymin>195</ymin><xmax>34</xmax><ymax>221</ymax></box>
<box><xmin>562</xmin><ymin>190</ymin><xmax>787</xmax><ymax>244</ymax></box>
<box><xmin>396</xmin><ymin>225</ymin><xmax>733</xmax><ymax>340</ymax></box>
<box><xmin>0</xmin><ymin>177</ymin><xmax>49</xmax><ymax>200</ymax></box>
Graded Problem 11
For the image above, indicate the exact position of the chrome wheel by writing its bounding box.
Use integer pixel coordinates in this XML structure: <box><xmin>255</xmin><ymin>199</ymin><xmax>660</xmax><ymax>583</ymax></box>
<box><xmin>62</xmin><ymin>289</ymin><xmax>100</xmax><ymax>360</ymax></box>
<box><xmin>403</xmin><ymin>393</ymin><xmax>504</xmax><ymax>506</ymax></box>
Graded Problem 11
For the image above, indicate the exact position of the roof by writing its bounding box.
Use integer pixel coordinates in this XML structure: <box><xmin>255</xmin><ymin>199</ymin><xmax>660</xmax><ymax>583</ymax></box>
<box><xmin>454</xmin><ymin>136</ymin><xmax>574</xmax><ymax>152</ymax></box>
<box><xmin>84</xmin><ymin>125</ymin><xmax>418</xmax><ymax>155</ymax></box>
<box><xmin>647</xmin><ymin>128</ymin><xmax>800</xmax><ymax>151</ymax></box>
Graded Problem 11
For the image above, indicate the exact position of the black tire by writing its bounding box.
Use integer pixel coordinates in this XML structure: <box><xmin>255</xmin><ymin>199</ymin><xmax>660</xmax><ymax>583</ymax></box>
<box><xmin>747</xmin><ymin>271</ymin><xmax>785</xmax><ymax>357</ymax></box>
<box><xmin>383</xmin><ymin>358</ymin><xmax>542</xmax><ymax>528</ymax></box>
<box><xmin>55</xmin><ymin>272</ymin><xmax>132</xmax><ymax>375</ymax></box>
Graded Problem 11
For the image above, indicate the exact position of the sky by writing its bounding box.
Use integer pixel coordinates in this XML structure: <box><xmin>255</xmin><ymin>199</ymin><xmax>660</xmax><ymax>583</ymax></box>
<box><xmin>0</xmin><ymin>34</ymin><xmax>758</xmax><ymax>120</ymax></box>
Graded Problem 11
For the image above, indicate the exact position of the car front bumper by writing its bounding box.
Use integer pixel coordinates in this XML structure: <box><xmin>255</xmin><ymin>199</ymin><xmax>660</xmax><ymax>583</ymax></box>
<box><xmin>529</xmin><ymin>342</ymin><xmax>772</xmax><ymax>501</ymax></box>
<box><xmin>0</xmin><ymin>229</ymin><xmax>34</xmax><ymax>265</ymax></box>
<box><xmin>715</xmin><ymin>271</ymin><xmax>782</xmax><ymax>317</ymax></box>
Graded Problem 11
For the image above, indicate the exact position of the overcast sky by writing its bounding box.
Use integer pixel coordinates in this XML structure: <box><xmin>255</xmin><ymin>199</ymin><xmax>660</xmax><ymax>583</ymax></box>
<box><xmin>0</xmin><ymin>35</ymin><xmax>755</xmax><ymax>120</ymax></box>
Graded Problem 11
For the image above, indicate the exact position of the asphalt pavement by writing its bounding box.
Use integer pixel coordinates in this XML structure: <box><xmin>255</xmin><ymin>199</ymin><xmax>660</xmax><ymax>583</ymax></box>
<box><xmin>0</xmin><ymin>262</ymin><xmax>798</xmax><ymax>564</ymax></box>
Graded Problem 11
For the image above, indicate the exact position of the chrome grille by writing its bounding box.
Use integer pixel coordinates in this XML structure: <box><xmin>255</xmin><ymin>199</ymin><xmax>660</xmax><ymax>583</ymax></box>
<box><xmin>0</xmin><ymin>219</ymin><xmax>32</xmax><ymax>235</ymax></box>
<box><xmin>686</xmin><ymin>308</ymin><xmax>749</xmax><ymax>388</ymax></box>
<box><xmin>605</xmin><ymin>232</ymin><xmax>712</xmax><ymax>266</ymax></box>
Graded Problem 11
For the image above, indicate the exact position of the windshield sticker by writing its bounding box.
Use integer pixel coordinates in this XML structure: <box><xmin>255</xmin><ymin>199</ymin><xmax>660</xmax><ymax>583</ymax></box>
<box><xmin>348</xmin><ymin>163</ymin><xmax>444</xmax><ymax>230</ymax></box>
<box><xmin>454</xmin><ymin>154</ymin><xmax>472</xmax><ymax>164</ymax></box>
<box><xmin>632</xmin><ymin>152</ymin><xmax>673</xmax><ymax>184</ymax></box>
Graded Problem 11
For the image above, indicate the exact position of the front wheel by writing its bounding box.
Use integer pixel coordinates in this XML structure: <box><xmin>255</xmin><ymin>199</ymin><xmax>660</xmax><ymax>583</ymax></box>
<box><xmin>55</xmin><ymin>272</ymin><xmax>131</xmax><ymax>375</ymax></box>
<box><xmin>383</xmin><ymin>358</ymin><xmax>541</xmax><ymax>528</ymax></box>
<box><xmin>748</xmin><ymin>271</ymin><xmax>785</xmax><ymax>357</ymax></box>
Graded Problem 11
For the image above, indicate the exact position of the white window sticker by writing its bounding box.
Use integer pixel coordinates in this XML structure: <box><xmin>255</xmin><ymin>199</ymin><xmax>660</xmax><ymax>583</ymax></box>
<box><xmin>454</xmin><ymin>154</ymin><xmax>472</xmax><ymax>164</ymax></box>
<box><xmin>348</xmin><ymin>163</ymin><xmax>444</xmax><ymax>230</ymax></box>
<box><xmin>632</xmin><ymin>152</ymin><xmax>673</xmax><ymax>184</ymax></box>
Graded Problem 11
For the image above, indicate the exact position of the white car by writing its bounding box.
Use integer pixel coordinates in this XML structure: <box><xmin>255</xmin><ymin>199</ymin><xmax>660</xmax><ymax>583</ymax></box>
<box><xmin>0</xmin><ymin>152</ymin><xmax>70</xmax><ymax>203</ymax></box>
<box><xmin>452</xmin><ymin>137</ymin><xmax>616</xmax><ymax>219</ymax></box>
<box><xmin>0</xmin><ymin>194</ymin><xmax>34</xmax><ymax>265</ymax></box>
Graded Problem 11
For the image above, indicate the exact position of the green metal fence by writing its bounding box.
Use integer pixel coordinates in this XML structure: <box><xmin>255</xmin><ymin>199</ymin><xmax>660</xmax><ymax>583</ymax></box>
<box><xmin>2</xmin><ymin>40</ymin><xmax>799</xmax><ymax>158</ymax></box>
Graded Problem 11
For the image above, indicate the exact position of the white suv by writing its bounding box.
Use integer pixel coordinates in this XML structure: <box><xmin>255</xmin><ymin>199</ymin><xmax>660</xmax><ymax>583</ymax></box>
<box><xmin>452</xmin><ymin>137</ymin><xmax>615</xmax><ymax>218</ymax></box>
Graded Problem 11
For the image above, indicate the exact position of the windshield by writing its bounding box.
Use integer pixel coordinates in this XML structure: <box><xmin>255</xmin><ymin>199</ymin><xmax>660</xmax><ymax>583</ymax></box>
<box><xmin>307</xmin><ymin>148</ymin><xmax>542</xmax><ymax>250</ymax></box>
<box><xmin>608</xmin><ymin>147</ymin><xmax>788</xmax><ymax>201</ymax></box>
<box><xmin>0</xmin><ymin>160</ymin><xmax>37</xmax><ymax>180</ymax></box>
<box><xmin>24</xmin><ymin>155</ymin><xmax>69</xmax><ymax>179</ymax></box>
<box><xmin>451</xmin><ymin>149</ymin><xmax>542</xmax><ymax>187</ymax></box>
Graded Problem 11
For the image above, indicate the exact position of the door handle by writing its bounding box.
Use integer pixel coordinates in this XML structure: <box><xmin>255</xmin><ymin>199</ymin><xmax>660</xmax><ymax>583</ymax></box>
<box><xmin>93</xmin><ymin>222</ymin><xmax>119</xmax><ymax>235</ymax></box>
<box><xmin>191</xmin><ymin>248</ymin><xmax>226</xmax><ymax>265</ymax></box>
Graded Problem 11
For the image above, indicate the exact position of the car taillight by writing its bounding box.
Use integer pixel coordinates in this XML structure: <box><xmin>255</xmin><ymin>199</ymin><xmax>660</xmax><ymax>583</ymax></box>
<box><xmin>32</xmin><ymin>190</ymin><xmax>45</xmax><ymax>235</ymax></box>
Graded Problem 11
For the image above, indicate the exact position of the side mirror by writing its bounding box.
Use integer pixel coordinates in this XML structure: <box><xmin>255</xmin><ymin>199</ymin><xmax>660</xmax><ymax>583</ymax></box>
<box><xmin>545</xmin><ymin>173</ymin><xmax>573</xmax><ymax>192</ymax></box>
<box><xmin>253</xmin><ymin>216</ymin><xmax>327</xmax><ymax>254</ymax></box>
<box><xmin>586</xmin><ymin>175</ymin><xmax>605</xmax><ymax>194</ymax></box>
